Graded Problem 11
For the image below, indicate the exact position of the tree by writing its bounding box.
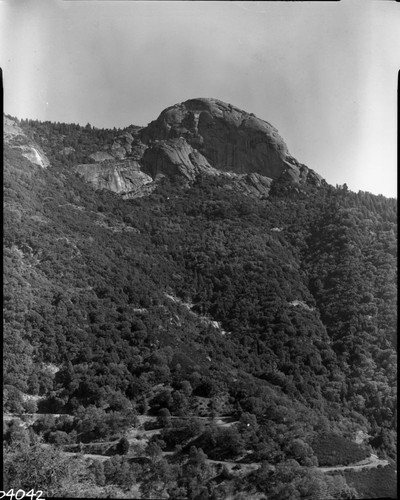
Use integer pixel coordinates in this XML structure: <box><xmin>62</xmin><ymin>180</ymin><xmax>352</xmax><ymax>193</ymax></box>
<box><xmin>103</xmin><ymin>455</ymin><xmax>138</xmax><ymax>490</ymax></box>
<box><xmin>89</xmin><ymin>460</ymin><xmax>106</xmax><ymax>486</ymax></box>
<box><xmin>238</xmin><ymin>412</ymin><xmax>259</xmax><ymax>447</ymax></box>
<box><xmin>117</xmin><ymin>436</ymin><xmax>130</xmax><ymax>455</ymax></box>
<box><xmin>22</xmin><ymin>398</ymin><xmax>38</xmax><ymax>413</ymax></box>
<box><xmin>47</xmin><ymin>430</ymin><xmax>71</xmax><ymax>446</ymax></box>
<box><xmin>145</xmin><ymin>441</ymin><xmax>163</xmax><ymax>464</ymax></box>
<box><xmin>3</xmin><ymin>385</ymin><xmax>24</xmax><ymax>413</ymax></box>
<box><xmin>287</xmin><ymin>438</ymin><xmax>315</xmax><ymax>466</ymax></box>
<box><xmin>176</xmin><ymin>447</ymin><xmax>213</xmax><ymax>500</ymax></box>
<box><xmin>4</xmin><ymin>438</ymin><xmax>71</xmax><ymax>495</ymax></box>
<box><xmin>140</xmin><ymin>458</ymin><xmax>178</xmax><ymax>499</ymax></box>
<box><xmin>3</xmin><ymin>419</ymin><xmax>29</xmax><ymax>447</ymax></box>
<box><xmin>157</xmin><ymin>407</ymin><xmax>172</xmax><ymax>428</ymax></box>
<box><xmin>217</xmin><ymin>427</ymin><xmax>245</xmax><ymax>458</ymax></box>
<box><xmin>181</xmin><ymin>380</ymin><xmax>193</xmax><ymax>397</ymax></box>
<box><xmin>171</xmin><ymin>389</ymin><xmax>190</xmax><ymax>416</ymax></box>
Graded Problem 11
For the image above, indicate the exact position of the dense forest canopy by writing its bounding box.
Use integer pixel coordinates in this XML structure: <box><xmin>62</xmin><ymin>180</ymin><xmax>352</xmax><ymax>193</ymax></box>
<box><xmin>3</xmin><ymin>113</ymin><xmax>397</xmax><ymax>499</ymax></box>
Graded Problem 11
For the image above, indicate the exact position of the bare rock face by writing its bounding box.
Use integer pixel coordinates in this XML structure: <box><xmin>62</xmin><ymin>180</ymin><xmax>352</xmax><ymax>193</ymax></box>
<box><xmin>137</xmin><ymin>98</ymin><xmax>324</xmax><ymax>192</ymax></box>
<box><xmin>110</xmin><ymin>142</ymin><xmax>127</xmax><ymax>160</ymax></box>
<box><xmin>109</xmin><ymin>131</ymin><xmax>137</xmax><ymax>159</ymax></box>
<box><xmin>78</xmin><ymin>99</ymin><xmax>322</xmax><ymax>199</ymax></box>
<box><xmin>141</xmin><ymin>98</ymin><xmax>296</xmax><ymax>179</ymax></box>
<box><xmin>20</xmin><ymin>146</ymin><xmax>50</xmax><ymax>169</ymax></box>
<box><xmin>89</xmin><ymin>151</ymin><xmax>115</xmax><ymax>162</ymax></box>
<box><xmin>140</xmin><ymin>139</ymin><xmax>273</xmax><ymax>197</ymax></box>
<box><xmin>75</xmin><ymin>160</ymin><xmax>153</xmax><ymax>196</ymax></box>
<box><xmin>281</xmin><ymin>162</ymin><xmax>324</xmax><ymax>186</ymax></box>
<box><xmin>4</xmin><ymin>115</ymin><xmax>50</xmax><ymax>169</ymax></box>
<box><xmin>141</xmin><ymin>137</ymin><xmax>218</xmax><ymax>181</ymax></box>
<box><xmin>89</xmin><ymin>133</ymin><xmax>147</xmax><ymax>163</ymax></box>
<box><xmin>232</xmin><ymin>172</ymin><xmax>273</xmax><ymax>198</ymax></box>
<box><xmin>4</xmin><ymin>115</ymin><xmax>26</xmax><ymax>140</ymax></box>
<box><xmin>119</xmin><ymin>131</ymin><xmax>134</xmax><ymax>144</ymax></box>
<box><xmin>209</xmin><ymin>171</ymin><xmax>273</xmax><ymax>198</ymax></box>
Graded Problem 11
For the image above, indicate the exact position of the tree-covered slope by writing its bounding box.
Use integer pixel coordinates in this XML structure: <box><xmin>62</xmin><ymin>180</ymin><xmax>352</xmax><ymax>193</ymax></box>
<box><xmin>3</xmin><ymin>114</ymin><xmax>397</xmax><ymax>498</ymax></box>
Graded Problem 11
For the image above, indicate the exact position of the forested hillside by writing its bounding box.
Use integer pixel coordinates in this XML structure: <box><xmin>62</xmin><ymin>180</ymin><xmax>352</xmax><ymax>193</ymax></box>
<box><xmin>3</xmin><ymin>114</ymin><xmax>397</xmax><ymax>499</ymax></box>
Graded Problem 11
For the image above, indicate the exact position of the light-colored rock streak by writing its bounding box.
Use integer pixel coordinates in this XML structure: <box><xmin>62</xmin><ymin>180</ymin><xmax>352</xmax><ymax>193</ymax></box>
<box><xmin>21</xmin><ymin>146</ymin><xmax>50</xmax><ymax>168</ymax></box>
<box><xmin>164</xmin><ymin>292</ymin><xmax>230</xmax><ymax>336</ymax></box>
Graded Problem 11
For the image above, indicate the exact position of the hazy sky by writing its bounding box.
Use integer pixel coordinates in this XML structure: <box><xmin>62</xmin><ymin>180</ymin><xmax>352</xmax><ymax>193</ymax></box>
<box><xmin>1</xmin><ymin>0</ymin><xmax>398</xmax><ymax>197</ymax></box>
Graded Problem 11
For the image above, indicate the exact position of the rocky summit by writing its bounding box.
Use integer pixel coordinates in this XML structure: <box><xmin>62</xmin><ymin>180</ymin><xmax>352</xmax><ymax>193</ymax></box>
<box><xmin>73</xmin><ymin>98</ymin><xmax>323</xmax><ymax>198</ymax></box>
<box><xmin>141</xmin><ymin>98</ymin><xmax>323</xmax><ymax>184</ymax></box>
<box><xmin>142</xmin><ymin>98</ymin><xmax>291</xmax><ymax>176</ymax></box>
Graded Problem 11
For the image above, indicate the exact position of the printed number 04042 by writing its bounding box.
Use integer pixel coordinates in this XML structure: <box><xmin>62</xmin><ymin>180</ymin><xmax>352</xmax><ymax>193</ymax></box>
<box><xmin>0</xmin><ymin>490</ymin><xmax>44</xmax><ymax>500</ymax></box>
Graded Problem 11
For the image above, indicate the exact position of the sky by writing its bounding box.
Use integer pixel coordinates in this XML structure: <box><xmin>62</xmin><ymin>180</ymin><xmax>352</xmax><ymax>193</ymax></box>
<box><xmin>1</xmin><ymin>0</ymin><xmax>398</xmax><ymax>197</ymax></box>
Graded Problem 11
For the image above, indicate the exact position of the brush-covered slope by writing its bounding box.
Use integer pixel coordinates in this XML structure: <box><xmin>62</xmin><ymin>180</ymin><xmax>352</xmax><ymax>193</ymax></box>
<box><xmin>3</xmin><ymin>112</ymin><xmax>397</xmax><ymax>499</ymax></box>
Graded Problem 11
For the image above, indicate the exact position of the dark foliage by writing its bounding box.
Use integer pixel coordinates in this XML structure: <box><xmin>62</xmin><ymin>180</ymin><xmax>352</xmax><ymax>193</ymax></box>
<box><xmin>343</xmin><ymin>465</ymin><xmax>397</xmax><ymax>499</ymax></box>
<box><xmin>311</xmin><ymin>433</ymin><xmax>369</xmax><ymax>466</ymax></box>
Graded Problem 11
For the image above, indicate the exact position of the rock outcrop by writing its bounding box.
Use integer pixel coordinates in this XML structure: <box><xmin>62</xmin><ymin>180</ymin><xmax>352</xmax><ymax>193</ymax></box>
<box><xmin>80</xmin><ymin>98</ymin><xmax>324</xmax><ymax>198</ymax></box>
<box><xmin>89</xmin><ymin>134</ymin><xmax>147</xmax><ymax>164</ymax></box>
<box><xmin>59</xmin><ymin>146</ymin><xmax>76</xmax><ymax>156</ymax></box>
<box><xmin>139</xmin><ymin>98</ymin><xmax>323</xmax><ymax>188</ymax></box>
<box><xmin>20</xmin><ymin>146</ymin><xmax>50</xmax><ymax>169</ymax></box>
<box><xmin>139</xmin><ymin>135</ymin><xmax>276</xmax><ymax>197</ymax></box>
<box><xmin>142</xmin><ymin>98</ymin><xmax>292</xmax><ymax>178</ymax></box>
<box><xmin>141</xmin><ymin>138</ymin><xmax>218</xmax><ymax>181</ymax></box>
<box><xmin>281</xmin><ymin>162</ymin><xmax>323</xmax><ymax>186</ymax></box>
<box><xmin>75</xmin><ymin>160</ymin><xmax>153</xmax><ymax>197</ymax></box>
<box><xmin>225</xmin><ymin>172</ymin><xmax>273</xmax><ymax>198</ymax></box>
<box><xmin>6</xmin><ymin>98</ymin><xmax>322</xmax><ymax>198</ymax></box>
<box><xmin>89</xmin><ymin>151</ymin><xmax>115</xmax><ymax>163</ymax></box>
<box><xmin>103</xmin><ymin>131</ymin><xmax>145</xmax><ymax>160</ymax></box>
<box><xmin>4</xmin><ymin>115</ymin><xmax>50</xmax><ymax>169</ymax></box>
<box><xmin>4</xmin><ymin>115</ymin><xmax>26</xmax><ymax>140</ymax></box>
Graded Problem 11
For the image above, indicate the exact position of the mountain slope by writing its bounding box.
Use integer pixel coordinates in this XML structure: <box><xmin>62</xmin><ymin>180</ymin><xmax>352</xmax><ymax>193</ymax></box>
<box><xmin>3</xmin><ymin>108</ymin><xmax>397</xmax><ymax>499</ymax></box>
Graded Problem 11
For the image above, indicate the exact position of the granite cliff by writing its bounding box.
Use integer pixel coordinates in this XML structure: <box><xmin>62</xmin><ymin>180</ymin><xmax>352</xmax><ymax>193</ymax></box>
<box><xmin>140</xmin><ymin>137</ymin><xmax>216</xmax><ymax>181</ymax></box>
<box><xmin>74</xmin><ymin>160</ymin><xmax>154</xmax><ymax>198</ymax></box>
<box><xmin>140</xmin><ymin>98</ymin><xmax>322</xmax><ymax>186</ymax></box>
<box><xmin>142</xmin><ymin>98</ymin><xmax>290</xmax><ymax>177</ymax></box>
<box><xmin>7</xmin><ymin>98</ymin><xmax>323</xmax><ymax>198</ymax></box>
<box><xmin>76</xmin><ymin>98</ymin><xmax>323</xmax><ymax>197</ymax></box>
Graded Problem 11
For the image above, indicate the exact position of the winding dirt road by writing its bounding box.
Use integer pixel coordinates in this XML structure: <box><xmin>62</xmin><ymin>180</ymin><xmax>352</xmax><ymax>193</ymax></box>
<box><xmin>317</xmin><ymin>454</ymin><xmax>389</xmax><ymax>473</ymax></box>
